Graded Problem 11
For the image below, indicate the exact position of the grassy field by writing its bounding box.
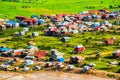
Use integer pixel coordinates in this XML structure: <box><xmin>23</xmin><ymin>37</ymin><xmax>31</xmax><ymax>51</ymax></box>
<box><xmin>0</xmin><ymin>0</ymin><xmax>120</xmax><ymax>18</ymax></box>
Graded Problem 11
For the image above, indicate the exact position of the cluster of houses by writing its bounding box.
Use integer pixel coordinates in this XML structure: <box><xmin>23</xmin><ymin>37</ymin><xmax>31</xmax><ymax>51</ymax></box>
<box><xmin>0</xmin><ymin>15</ymin><xmax>45</xmax><ymax>31</ymax></box>
<box><xmin>0</xmin><ymin>41</ymin><xmax>87</xmax><ymax>72</ymax></box>
<box><xmin>0</xmin><ymin>10</ymin><xmax>119</xmax><ymax>33</ymax></box>
<box><xmin>44</xmin><ymin>10</ymin><xmax>120</xmax><ymax>36</ymax></box>
<box><xmin>0</xmin><ymin>9</ymin><xmax>120</xmax><ymax>72</ymax></box>
<box><xmin>0</xmin><ymin>41</ymin><xmax>120</xmax><ymax>72</ymax></box>
<box><xmin>14</xmin><ymin>27</ymin><xmax>39</xmax><ymax>37</ymax></box>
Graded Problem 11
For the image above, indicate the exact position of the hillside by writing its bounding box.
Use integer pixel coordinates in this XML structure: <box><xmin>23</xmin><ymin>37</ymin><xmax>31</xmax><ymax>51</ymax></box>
<box><xmin>0</xmin><ymin>0</ymin><xmax>120</xmax><ymax>18</ymax></box>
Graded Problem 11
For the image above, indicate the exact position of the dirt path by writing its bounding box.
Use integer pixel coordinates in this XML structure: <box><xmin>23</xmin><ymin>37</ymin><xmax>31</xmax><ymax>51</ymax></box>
<box><xmin>0</xmin><ymin>71</ymin><xmax>116</xmax><ymax>80</ymax></box>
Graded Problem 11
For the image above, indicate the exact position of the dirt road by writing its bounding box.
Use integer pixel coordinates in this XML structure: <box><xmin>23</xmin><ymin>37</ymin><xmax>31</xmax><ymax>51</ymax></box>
<box><xmin>0</xmin><ymin>71</ymin><xmax>116</xmax><ymax>80</ymax></box>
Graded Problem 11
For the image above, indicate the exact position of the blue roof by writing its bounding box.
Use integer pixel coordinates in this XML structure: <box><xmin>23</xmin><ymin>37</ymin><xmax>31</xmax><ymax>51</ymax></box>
<box><xmin>28</xmin><ymin>46</ymin><xmax>34</xmax><ymax>49</ymax></box>
<box><xmin>6</xmin><ymin>20</ymin><xmax>18</xmax><ymax>24</ymax></box>
<box><xmin>57</xmin><ymin>58</ymin><xmax>64</xmax><ymax>62</ymax></box>
<box><xmin>0</xmin><ymin>47</ymin><xmax>10</xmax><ymax>52</ymax></box>
<box><xmin>38</xmin><ymin>19</ymin><xmax>44</xmax><ymax>24</ymax></box>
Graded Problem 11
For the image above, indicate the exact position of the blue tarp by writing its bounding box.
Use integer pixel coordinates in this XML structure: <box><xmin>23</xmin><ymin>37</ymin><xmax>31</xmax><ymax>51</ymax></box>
<box><xmin>6</xmin><ymin>20</ymin><xmax>18</xmax><ymax>24</ymax></box>
<box><xmin>28</xmin><ymin>46</ymin><xmax>37</xmax><ymax>49</ymax></box>
<box><xmin>28</xmin><ymin>46</ymin><xmax>34</xmax><ymax>49</ymax></box>
<box><xmin>91</xmin><ymin>22</ymin><xmax>100</xmax><ymax>28</ymax></box>
<box><xmin>57</xmin><ymin>58</ymin><xmax>64</xmax><ymax>62</ymax></box>
<box><xmin>38</xmin><ymin>19</ymin><xmax>44</xmax><ymax>24</ymax></box>
<box><xmin>0</xmin><ymin>47</ymin><xmax>10</xmax><ymax>52</ymax></box>
<box><xmin>6</xmin><ymin>20</ymin><xmax>19</xmax><ymax>26</ymax></box>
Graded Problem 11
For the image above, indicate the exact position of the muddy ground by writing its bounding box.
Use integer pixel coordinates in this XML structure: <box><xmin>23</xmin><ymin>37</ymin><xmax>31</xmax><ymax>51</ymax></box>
<box><xmin>0</xmin><ymin>71</ymin><xmax>116</xmax><ymax>80</ymax></box>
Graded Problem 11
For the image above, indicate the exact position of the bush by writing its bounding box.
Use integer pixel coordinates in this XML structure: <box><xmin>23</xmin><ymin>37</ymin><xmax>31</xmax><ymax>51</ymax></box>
<box><xmin>116</xmin><ymin>68</ymin><xmax>120</xmax><ymax>73</ymax></box>
<box><xmin>109</xmin><ymin>5</ymin><xmax>113</xmax><ymax>9</ymax></box>
<box><xmin>118</xmin><ymin>5</ymin><xmax>120</xmax><ymax>8</ymax></box>
<box><xmin>107</xmin><ymin>74</ymin><xmax>115</xmax><ymax>78</ymax></box>
<box><xmin>100</xmin><ymin>1</ymin><xmax>103</xmax><ymax>3</ymax></box>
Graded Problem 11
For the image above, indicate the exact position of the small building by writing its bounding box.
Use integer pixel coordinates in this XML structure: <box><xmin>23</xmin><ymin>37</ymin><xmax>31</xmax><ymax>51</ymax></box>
<box><xmin>51</xmin><ymin>49</ymin><xmax>64</xmax><ymax>60</ymax></box>
<box><xmin>103</xmin><ymin>38</ymin><xmax>115</xmax><ymax>45</ymax></box>
<box><xmin>23</xmin><ymin>59</ymin><xmax>34</xmax><ymax>66</ymax></box>
<box><xmin>5</xmin><ymin>20</ymin><xmax>19</xmax><ymax>28</ymax></box>
<box><xmin>91</xmin><ymin>22</ymin><xmax>100</xmax><ymax>29</ymax></box>
<box><xmin>15</xmin><ymin>16</ymin><xmax>26</xmax><ymax>21</ymax></box>
<box><xmin>32</xmin><ymin>32</ymin><xmax>39</xmax><ymax>37</ymax></box>
<box><xmin>0</xmin><ymin>46</ymin><xmax>10</xmax><ymax>52</ymax></box>
<box><xmin>34</xmin><ymin>51</ymin><xmax>46</xmax><ymax>59</ymax></box>
<box><xmin>89</xmin><ymin>62</ymin><xmax>96</xmax><ymax>68</ymax></box>
<box><xmin>74</xmin><ymin>44</ymin><xmax>85</xmax><ymax>53</ymax></box>
<box><xmin>19</xmin><ymin>31</ymin><xmax>25</xmax><ymax>36</ymax></box>
<box><xmin>14</xmin><ymin>32</ymin><xmax>19</xmax><ymax>37</ymax></box>
<box><xmin>28</xmin><ymin>46</ymin><xmax>38</xmax><ymax>55</ymax></box>
<box><xmin>12</xmin><ymin>49</ymin><xmax>23</xmax><ymax>57</ymax></box>
<box><xmin>112</xmin><ymin>50</ymin><xmax>120</xmax><ymax>58</ymax></box>
<box><xmin>61</xmin><ymin>37</ymin><xmax>71</xmax><ymax>42</ymax></box>
<box><xmin>25</xmin><ymin>56</ymin><xmax>35</xmax><ymax>60</ymax></box>
<box><xmin>69</xmin><ymin>56</ymin><xmax>84</xmax><ymax>64</ymax></box>
<box><xmin>23</xmin><ymin>28</ymin><xmax>29</xmax><ymax>32</ymax></box>
<box><xmin>38</xmin><ymin>19</ymin><xmax>44</xmax><ymax>25</ymax></box>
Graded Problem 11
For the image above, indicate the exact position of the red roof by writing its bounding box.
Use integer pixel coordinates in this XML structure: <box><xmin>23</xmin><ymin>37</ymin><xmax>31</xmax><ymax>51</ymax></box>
<box><xmin>75</xmin><ymin>47</ymin><xmax>85</xmax><ymax>51</ymax></box>
<box><xmin>105</xmin><ymin>39</ymin><xmax>114</xmax><ymax>45</ymax></box>
<box><xmin>34</xmin><ymin>51</ymin><xmax>46</xmax><ymax>59</ymax></box>
<box><xmin>95</xmin><ymin>26</ymin><xmax>101</xmax><ymax>31</ymax></box>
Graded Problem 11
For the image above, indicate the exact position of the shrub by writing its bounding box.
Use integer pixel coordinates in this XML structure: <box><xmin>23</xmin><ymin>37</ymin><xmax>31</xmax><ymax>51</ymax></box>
<box><xmin>107</xmin><ymin>73</ymin><xmax>115</xmax><ymax>78</ymax></box>
<box><xmin>118</xmin><ymin>5</ymin><xmax>120</xmax><ymax>8</ymax></box>
<box><xmin>116</xmin><ymin>68</ymin><xmax>120</xmax><ymax>73</ymax></box>
<box><xmin>100</xmin><ymin>1</ymin><xmax>103</xmax><ymax>3</ymax></box>
<box><xmin>109</xmin><ymin>5</ymin><xmax>113</xmax><ymax>9</ymax></box>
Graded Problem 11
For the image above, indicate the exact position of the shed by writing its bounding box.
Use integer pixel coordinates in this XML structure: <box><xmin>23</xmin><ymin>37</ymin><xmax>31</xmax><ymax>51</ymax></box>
<box><xmin>74</xmin><ymin>44</ymin><xmax>85</xmax><ymax>53</ymax></box>
<box><xmin>91</xmin><ymin>14</ymin><xmax>98</xmax><ymax>19</ymax></box>
<box><xmin>103</xmin><ymin>38</ymin><xmax>115</xmax><ymax>45</ymax></box>
<box><xmin>19</xmin><ymin>31</ymin><xmax>25</xmax><ymax>36</ymax></box>
<box><xmin>23</xmin><ymin>28</ymin><xmax>29</xmax><ymax>32</ymax></box>
<box><xmin>34</xmin><ymin>51</ymin><xmax>46</xmax><ymax>59</ymax></box>
<box><xmin>89</xmin><ymin>62</ymin><xmax>96</xmax><ymax>67</ymax></box>
<box><xmin>112</xmin><ymin>50</ymin><xmax>120</xmax><ymax>57</ymax></box>
<box><xmin>12</xmin><ymin>49</ymin><xmax>23</xmax><ymax>56</ymax></box>
<box><xmin>38</xmin><ymin>19</ymin><xmax>44</xmax><ymax>25</ymax></box>
<box><xmin>28</xmin><ymin>46</ymin><xmax>38</xmax><ymax>55</ymax></box>
<box><xmin>15</xmin><ymin>16</ymin><xmax>26</xmax><ymax>21</ymax></box>
<box><xmin>6</xmin><ymin>20</ymin><xmax>19</xmax><ymax>28</ymax></box>
<box><xmin>25</xmin><ymin>56</ymin><xmax>35</xmax><ymax>60</ymax></box>
<box><xmin>32</xmin><ymin>32</ymin><xmax>39</xmax><ymax>37</ymax></box>
<box><xmin>69</xmin><ymin>56</ymin><xmax>84</xmax><ymax>64</ymax></box>
<box><xmin>91</xmin><ymin>22</ymin><xmax>100</xmax><ymax>29</ymax></box>
<box><xmin>51</xmin><ymin>49</ymin><xmax>64</xmax><ymax>60</ymax></box>
<box><xmin>61</xmin><ymin>37</ymin><xmax>71</xmax><ymax>42</ymax></box>
<box><xmin>24</xmin><ymin>60</ymin><xmax>33</xmax><ymax>66</ymax></box>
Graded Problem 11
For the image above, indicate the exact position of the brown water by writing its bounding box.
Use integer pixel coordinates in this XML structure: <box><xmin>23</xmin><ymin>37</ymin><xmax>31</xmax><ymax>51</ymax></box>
<box><xmin>0</xmin><ymin>71</ymin><xmax>116</xmax><ymax>80</ymax></box>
